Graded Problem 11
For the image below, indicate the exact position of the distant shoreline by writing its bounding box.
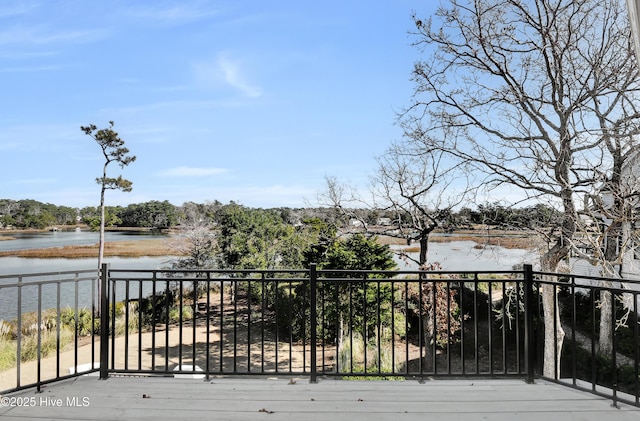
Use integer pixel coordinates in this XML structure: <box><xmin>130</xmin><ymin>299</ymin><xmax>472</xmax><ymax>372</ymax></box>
<box><xmin>0</xmin><ymin>238</ymin><xmax>185</xmax><ymax>259</ymax></box>
<box><xmin>0</xmin><ymin>228</ymin><xmax>535</xmax><ymax>259</ymax></box>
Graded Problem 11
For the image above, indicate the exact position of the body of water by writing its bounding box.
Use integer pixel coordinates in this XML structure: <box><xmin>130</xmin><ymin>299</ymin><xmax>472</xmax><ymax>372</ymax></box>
<box><xmin>0</xmin><ymin>229</ymin><xmax>168</xmax><ymax>252</ymax></box>
<box><xmin>392</xmin><ymin>241</ymin><xmax>535</xmax><ymax>271</ymax></box>
<box><xmin>0</xmin><ymin>238</ymin><xmax>536</xmax><ymax>321</ymax></box>
<box><xmin>0</xmin><ymin>256</ymin><xmax>172</xmax><ymax>321</ymax></box>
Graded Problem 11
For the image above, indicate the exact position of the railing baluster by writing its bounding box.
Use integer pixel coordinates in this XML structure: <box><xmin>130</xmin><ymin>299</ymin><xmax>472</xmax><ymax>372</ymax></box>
<box><xmin>56</xmin><ymin>280</ymin><xmax>61</xmax><ymax>378</ymax></box>
<box><xmin>192</xmin><ymin>278</ymin><xmax>197</xmax><ymax>372</ymax></box>
<box><xmin>377</xmin><ymin>278</ymin><xmax>381</xmax><ymax>375</ymax></box>
<box><xmin>74</xmin><ymin>275</ymin><xmax>79</xmax><ymax>376</ymax></box>
<box><xmin>164</xmin><ymin>279</ymin><xmax>170</xmax><ymax>373</ymax></box>
<box><xmin>391</xmin><ymin>279</ymin><xmax>396</xmax><ymax>375</ymax></box>
<box><xmin>432</xmin><ymin>277</ymin><xmax>437</xmax><ymax>375</ymax></box>
<box><xmin>261</xmin><ymin>273</ymin><xmax>266</xmax><ymax>372</ymax></box>
<box><xmin>310</xmin><ymin>264</ymin><xmax>317</xmax><ymax>383</ymax></box>
<box><xmin>501</xmin><ymin>280</ymin><xmax>506</xmax><ymax>374</ymax></box>
<box><xmin>205</xmin><ymin>273</ymin><xmax>211</xmax><ymax>379</ymax></box>
<box><xmin>488</xmin><ymin>279</ymin><xmax>493</xmax><ymax>376</ymax></box>
<box><xmin>418</xmin><ymin>275</ymin><xmax>423</xmax><ymax>377</ymax></box>
<box><xmin>124</xmin><ymin>279</ymin><xmax>130</xmax><ymax>371</ymax></box>
<box><xmin>460</xmin><ymin>278</ymin><xmax>465</xmax><ymax>376</ymax></box>
<box><xmin>178</xmin><ymin>279</ymin><xmax>183</xmax><ymax>369</ymax></box>
<box><xmin>219</xmin><ymin>278</ymin><xmax>224</xmax><ymax>373</ymax></box>
<box><xmin>204</xmin><ymin>272</ymin><xmax>211</xmax><ymax>381</ymax></box>
<box><xmin>473</xmin><ymin>273</ymin><xmax>479</xmax><ymax>375</ymax></box>
<box><xmin>404</xmin><ymin>280</ymin><xmax>409</xmax><ymax>375</ymax></box>
<box><xmin>138</xmin><ymin>279</ymin><xmax>143</xmax><ymax>371</ymax></box>
<box><xmin>447</xmin><ymin>279</ymin><xmax>452</xmax><ymax>375</ymax></box>
<box><xmin>288</xmin><ymin>278</ymin><xmax>293</xmax><ymax>373</ymax></box>
<box><xmin>36</xmin><ymin>284</ymin><xmax>42</xmax><ymax>392</ymax></box>
<box><xmin>264</xmin><ymin>281</ymin><xmax>268</xmax><ymax>373</ymax></box>
<box><xmin>110</xmin><ymin>278</ymin><xmax>116</xmax><ymax>372</ymax></box>
<box><xmin>100</xmin><ymin>264</ymin><xmax>109</xmax><ymax>380</ymax></box>
<box><xmin>16</xmin><ymin>277</ymin><xmax>22</xmax><ymax>389</ymax></box>
<box><xmin>1</xmin><ymin>265</ymin><xmax>639</xmax><ymax>409</ymax></box>
<box><xmin>590</xmin><ymin>288</ymin><xmax>597</xmax><ymax>391</ymax></box>
<box><xmin>523</xmin><ymin>264</ymin><xmax>534</xmax><ymax>384</ymax></box>
<box><xmin>248</xmin><ymin>277</ymin><xmax>252</xmax><ymax>373</ymax></box>
<box><xmin>571</xmin><ymin>275</ymin><xmax>577</xmax><ymax>386</ymax></box>
<box><xmin>634</xmin><ymin>291</ymin><xmax>639</xmax><ymax>406</ymax></box>
<box><xmin>612</xmin><ymin>286</ymin><xmax>618</xmax><ymax>408</ymax></box>
<box><xmin>151</xmin><ymin>272</ymin><xmax>157</xmax><ymax>371</ymax></box>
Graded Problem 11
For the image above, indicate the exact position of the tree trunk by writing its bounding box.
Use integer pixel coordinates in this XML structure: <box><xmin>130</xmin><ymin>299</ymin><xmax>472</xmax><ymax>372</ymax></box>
<box><xmin>539</xmin><ymin>182</ymin><xmax>573</xmax><ymax>379</ymax></box>
<box><xmin>598</xmin><ymin>289</ymin><xmax>613</xmax><ymax>356</ymax></box>
<box><xmin>419</xmin><ymin>235</ymin><xmax>428</xmax><ymax>267</ymax></box>
<box><xmin>421</xmin><ymin>308</ymin><xmax>435</xmax><ymax>373</ymax></box>
<box><xmin>97</xmin><ymin>181</ymin><xmax>106</xmax><ymax>315</ymax></box>
<box><xmin>541</xmin><ymin>279</ymin><xmax>564</xmax><ymax>379</ymax></box>
<box><xmin>540</xmin><ymin>247</ymin><xmax>567</xmax><ymax>379</ymax></box>
<box><xmin>599</xmin><ymin>218</ymin><xmax>622</xmax><ymax>357</ymax></box>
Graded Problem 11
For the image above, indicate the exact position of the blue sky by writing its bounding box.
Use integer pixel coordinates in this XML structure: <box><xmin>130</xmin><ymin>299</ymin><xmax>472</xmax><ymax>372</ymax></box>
<box><xmin>0</xmin><ymin>0</ymin><xmax>435</xmax><ymax>209</ymax></box>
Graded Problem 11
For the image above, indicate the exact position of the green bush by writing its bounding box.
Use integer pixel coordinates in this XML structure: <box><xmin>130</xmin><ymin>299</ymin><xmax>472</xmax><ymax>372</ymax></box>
<box><xmin>0</xmin><ymin>337</ymin><xmax>17</xmax><ymax>371</ymax></box>
<box><xmin>168</xmin><ymin>305</ymin><xmax>193</xmax><ymax>324</ymax></box>
<box><xmin>338</xmin><ymin>333</ymin><xmax>402</xmax><ymax>378</ymax></box>
<box><xmin>19</xmin><ymin>328</ymin><xmax>75</xmax><ymax>363</ymax></box>
<box><xmin>561</xmin><ymin>341</ymin><xmax>638</xmax><ymax>395</ymax></box>
<box><xmin>59</xmin><ymin>307</ymin><xmax>99</xmax><ymax>336</ymax></box>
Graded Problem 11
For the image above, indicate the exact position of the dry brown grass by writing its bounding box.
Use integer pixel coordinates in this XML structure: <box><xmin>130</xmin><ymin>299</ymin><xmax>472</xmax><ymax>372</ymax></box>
<box><xmin>0</xmin><ymin>229</ymin><xmax>535</xmax><ymax>259</ymax></box>
<box><xmin>429</xmin><ymin>233</ymin><xmax>535</xmax><ymax>249</ymax></box>
<box><xmin>0</xmin><ymin>239</ymin><xmax>187</xmax><ymax>259</ymax></box>
<box><xmin>377</xmin><ymin>231</ymin><xmax>536</xmax><ymax>250</ymax></box>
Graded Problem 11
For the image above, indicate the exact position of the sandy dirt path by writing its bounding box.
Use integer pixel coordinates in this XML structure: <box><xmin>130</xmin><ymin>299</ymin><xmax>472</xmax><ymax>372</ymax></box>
<box><xmin>0</xmin><ymin>313</ymin><xmax>318</xmax><ymax>392</ymax></box>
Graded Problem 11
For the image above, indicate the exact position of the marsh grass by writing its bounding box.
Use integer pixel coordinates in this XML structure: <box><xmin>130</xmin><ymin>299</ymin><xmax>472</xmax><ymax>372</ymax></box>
<box><xmin>0</xmin><ymin>328</ymin><xmax>75</xmax><ymax>371</ymax></box>
<box><xmin>338</xmin><ymin>332</ymin><xmax>403</xmax><ymax>378</ymax></box>
<box><xmin>0</xmin><ymin>307</ymin><xmax>101</xmax><ymax>372</ymax></box>
<box><xmin>0</xmin><ymin>239</ymin><xmax>186</xmax><ymax>258</ymax></box>
<box><xmin>0</xmin><ymin>231</ymin><xmax>533</xmax><ymax>259</ymax></box>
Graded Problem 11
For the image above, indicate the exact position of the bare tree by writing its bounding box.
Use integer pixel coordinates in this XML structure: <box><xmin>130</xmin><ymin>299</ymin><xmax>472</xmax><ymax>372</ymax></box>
<box><xmin>578</xmin><ymin>146</ymin><xmax>640</xmax><ymax>356</ymax></box>
<box><xmin>320</xmin><ymin>147</ymin><xmax>469</xmax><ymax>267</ymax></box>
<box><xmin>372</xmin><ymin>142</ymin><xmax>472</xmax><ymax>266</ymax></box>
<box><xmin>403</xmin><ymin>0</ymin><xmax>640</xmax><ymax>377</ymax></box>
<box><xmin>82</xmin><ymin>121</ymin><xmax>136</xmax><ymax>310</ymax></box>
<box><xmin>168</xmin><ymin>203</ymin><xmax>219</xmax><ymax>271</ymax></box>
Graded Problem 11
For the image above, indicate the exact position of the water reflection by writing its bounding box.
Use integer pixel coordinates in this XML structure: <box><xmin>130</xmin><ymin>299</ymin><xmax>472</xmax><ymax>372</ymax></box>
<box><xmin>0</xmin><ymin>257</ymin><xmax>171</xmax><ymax>321</ymax></box>
<box><xmin>0</xmin><ymin>241</ymin><xmax>536</xmax><ymax>321</ymax></box>
<box><xmin>392</xmin><ymin>241</ymin><xmax>534</xmax><ymax>271</ymax></box>
<box><xmin>0</xmin><ymin>230</ymin><xmax>169</xmax><ymax>252</ymax></box>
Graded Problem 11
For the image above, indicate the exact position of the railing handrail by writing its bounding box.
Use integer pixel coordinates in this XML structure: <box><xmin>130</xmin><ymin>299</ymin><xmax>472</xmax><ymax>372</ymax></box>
<box><xmin>0</xmin><ymin>268</ymin><xmax>97</xmax><ymax>280</ymax></box>
<box><xmin>2</xmin><ymin>263</ymin><xmax>639</xmax><ymax>409</ymax></box>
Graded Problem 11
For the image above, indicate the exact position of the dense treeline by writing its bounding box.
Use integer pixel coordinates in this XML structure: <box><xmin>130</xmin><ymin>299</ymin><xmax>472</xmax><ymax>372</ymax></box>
<box><xmin>0</xmin><ymin>198</ymin><xmax>561</xmax><ymax>232</ymax></box>
<box><xmin>0</xmin><ymin>199</ymin><xmax>78</xmax><ymax>229</ymax></box>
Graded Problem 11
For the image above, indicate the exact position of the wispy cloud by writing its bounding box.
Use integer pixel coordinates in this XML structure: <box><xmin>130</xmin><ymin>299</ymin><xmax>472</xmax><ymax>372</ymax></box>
<box><xmin>0</xmin><ymin>2</ymin><xmax>38</xmax><ymax>18</ymax></box>
<box><xmin>193</xmin><ymin>52</ymin><xmax>263</xmax><ymax>98</ymax></box>
<box><xmin>15</xmin><ymin>177</ymin><xmax>57</xmax><ymax>185</ymax></box>
<box><xmin>159</xmin><ymin>166</ymin><xmax>227</xmax><ymax>177</ymax></box>
<box><xmin>122</xmin><ymin>2</ymin><xmax>220</xmax><ymax>26</ymax></box>
<box><xmin>104</xmin><ymin>98</ymin><xmax>253</xmax><ymax>116</ymax></box>
<box><xmin>0</xmin><ymin>25</ymin><xmax>107</xmax><ymax>46</ymax></box>
<box><xmin>0</xmin><ymin>50</ymin><xmax>59</xmax><ymax>60</ymax></box>
<box><xmin>0</xmin><ymin>64</ymin><xmax>62</xmax><ymax>73</ymax></box>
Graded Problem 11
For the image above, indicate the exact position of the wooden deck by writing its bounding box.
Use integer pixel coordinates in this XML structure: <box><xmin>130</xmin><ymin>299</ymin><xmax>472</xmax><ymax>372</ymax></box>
<box><xmin>1</xmin><ymin>376</ymin><xmax>639</xmax><ymax>420</ymax></box>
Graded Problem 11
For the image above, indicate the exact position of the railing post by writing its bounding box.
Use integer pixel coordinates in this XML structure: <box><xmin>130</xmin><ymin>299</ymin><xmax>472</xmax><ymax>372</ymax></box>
<box><xmin>523</xmin><ymin>264</ymin><xmax>535</xmax><ymax>384</ymax></box>
<box><xmin>99</xmin><ymin>263</ymin><xmax>110</xmax><ymax>380</ymax></box>
<box><xmin>309</xmin><ymin>264</ymin><xmax>317</xmax><ymax>383</ymax></box>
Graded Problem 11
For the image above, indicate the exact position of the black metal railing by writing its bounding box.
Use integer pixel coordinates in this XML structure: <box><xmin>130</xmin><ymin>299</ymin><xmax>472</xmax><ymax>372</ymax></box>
<box><xmin>532</xmin><ymin>270</ymin><xmax>640</xmax><ymax>408</ymax></box>
<box><xmin>1</xmin><ymin>264</ymin><xmax>639</xmax><ymax>408</ymax></box>
<box><xmin>98</xmin><ymin>266</ymin><xmax>534</xmax><ymax>382</ymax></box>
<box><xmin>0</xmin><ymin>269</ymin><xmax>100</xmax><ymax>393</ymax></box>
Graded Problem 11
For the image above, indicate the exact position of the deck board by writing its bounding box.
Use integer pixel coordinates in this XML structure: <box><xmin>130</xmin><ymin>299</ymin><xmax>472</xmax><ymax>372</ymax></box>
<box><xmin>1</xmin><ymin>376</ymin><xmax>639</xmax><ymax>420</ymax></box>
